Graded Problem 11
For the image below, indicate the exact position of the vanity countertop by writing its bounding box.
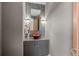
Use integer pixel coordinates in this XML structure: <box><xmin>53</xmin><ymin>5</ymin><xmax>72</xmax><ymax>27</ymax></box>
<box><xmin>23</xmin><ymin>38</ymin><xmax>49</xmax><ymax>41</ymax></box>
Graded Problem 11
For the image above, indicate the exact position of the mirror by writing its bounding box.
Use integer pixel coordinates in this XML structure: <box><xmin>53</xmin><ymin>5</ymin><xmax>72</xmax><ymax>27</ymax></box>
<box><xmin>24</xmin><ymin>3</ymin><xmax>46</xmax><ymax>39</ymax></box>
<box><xmin>31</xmin><ymin>8</ymin><xmax>41</xmax><ymax>31</ymax></box>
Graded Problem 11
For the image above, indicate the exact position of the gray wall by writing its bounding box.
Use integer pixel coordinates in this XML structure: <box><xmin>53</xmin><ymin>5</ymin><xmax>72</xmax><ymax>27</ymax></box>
<box><xmin>0</xmin><ymin>3</ymin><xmax>1</xmax><ymax>56</ymax></box>
<box><xmin>2</xmin><ymin>2</ymin><xmax>23</xmax><ymax>56</ymax></box>
<box><xmin>46</xmin><ymin>2</ymin><xmax>72</xmax><ymax>56</ymax></box>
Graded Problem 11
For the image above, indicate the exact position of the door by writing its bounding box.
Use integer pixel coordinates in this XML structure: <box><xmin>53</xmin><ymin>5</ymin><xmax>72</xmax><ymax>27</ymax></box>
<box><xmin>73</xmin><ymin>2</ymin><xmax>79</xmax><ymax>56</ymax></box>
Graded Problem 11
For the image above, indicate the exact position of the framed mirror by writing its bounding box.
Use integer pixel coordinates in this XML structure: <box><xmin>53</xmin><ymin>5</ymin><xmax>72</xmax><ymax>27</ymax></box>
<box><xmin>24</xmin><ymin>3</ymin><xmax>46</xmax><ymax>39</ymax></box>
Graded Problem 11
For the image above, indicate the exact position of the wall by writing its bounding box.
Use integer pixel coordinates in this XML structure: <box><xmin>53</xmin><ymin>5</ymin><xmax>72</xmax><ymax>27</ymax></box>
<box><xmin>46</xmin><ymin>2</ymin><xmax>72</xmax><ymax>56</ymax></box>
<box><xmin>0</xmin><ymin>3</ymin><xmax>1</xmax><ymax>56</ymax></box>
<box><xmin>2</xmin><ymin>2</ymin><xmax>23</xmax><ymax>56</ymax></box>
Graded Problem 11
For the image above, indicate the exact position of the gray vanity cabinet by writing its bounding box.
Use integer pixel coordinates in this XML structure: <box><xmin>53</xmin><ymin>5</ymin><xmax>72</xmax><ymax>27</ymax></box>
<box><xmin>24</xmin><ymin>40</ymin><xmax>49</xmax><ymax>56</ymax></box>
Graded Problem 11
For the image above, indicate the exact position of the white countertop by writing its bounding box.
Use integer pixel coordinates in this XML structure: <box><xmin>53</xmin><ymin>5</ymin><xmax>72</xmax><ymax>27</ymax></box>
<box><xmin>23</xmin><ymin>38</ymin><xmax>49</xmax><ymax>41</ymax></box>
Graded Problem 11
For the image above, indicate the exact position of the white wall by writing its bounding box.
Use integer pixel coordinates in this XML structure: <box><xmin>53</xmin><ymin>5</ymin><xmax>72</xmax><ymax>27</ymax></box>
<box><xmin>46</xmin><ymin>2</ymin><xmax>72</xmax><ymax>56</ymax></box>
<box><xmin>2</xmin><ymin>2</ymin><xmax>23</xmax><ymax>56</ymax></box>
<box><xmin>0</xmin><ymin>3</ymin><xmax>1</xmax><ymax>56</ymax></box>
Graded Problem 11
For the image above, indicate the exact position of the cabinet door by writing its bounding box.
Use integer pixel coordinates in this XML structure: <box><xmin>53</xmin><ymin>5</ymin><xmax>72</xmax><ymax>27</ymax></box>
<box><xmin>24</xmin><ymin>40</ymin><xmax>49</xmax><ymax>56</ymax></box>
<box><xmin>24</xmin><ymin>41</ymin><xmax>40</xmax><ymax>56</ymax></box>
<box><xmin>73</xmin><ymin>2</ymin><xmax>79</xmax><ymax>56</ymax></box>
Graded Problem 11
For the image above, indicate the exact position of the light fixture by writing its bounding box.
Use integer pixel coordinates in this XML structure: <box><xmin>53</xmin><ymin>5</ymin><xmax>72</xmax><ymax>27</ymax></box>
<box><xmin>41</xmin><ymin>16</ymin><xmax>46</xmax><ymax>21</ymax></box>
<box><xmin>26</xmin><ymin>19</ymin><xmax>30</xmax><ymax>23</ymax></box>
<box><xmin>24</xmin><ymin>19</ymin><xmax>30</xmax><ymax>24</ymax></box>
<box><xmin>24</xmin><ymin>16</ymin><xmax>31</xmax><ymax>24</ymax></box>
<box><xmin>41</xmin><ymin>20</ymin><xmax>46</xmax><ymax>24</ymax></box>
<box><xmin>41</xmin><ymin>17</ymin><xmax>46</xmax><ymax>24</ymax></box>
<box><xmin>25</xmin><ymin>15</ymin><xmax>31</xmax><ymax>20</ymax></box>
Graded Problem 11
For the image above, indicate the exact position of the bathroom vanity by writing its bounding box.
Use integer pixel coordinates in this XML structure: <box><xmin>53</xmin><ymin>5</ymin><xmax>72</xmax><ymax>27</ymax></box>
<box><xmin>23</xmin><ymin>2</ymin><xmax>49</xmax><ymax>56</ymax></box>
<box><xmin>23</xmin><ymin>39</ymin><xmax>49</xmax><ymax>56</ymax></box>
